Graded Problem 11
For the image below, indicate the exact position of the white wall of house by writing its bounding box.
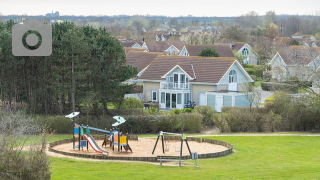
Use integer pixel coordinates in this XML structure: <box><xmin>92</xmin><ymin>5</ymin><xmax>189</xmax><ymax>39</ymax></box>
<box><xmin>205</xmin><ymin>92</ymin><xmax>251</xmax><ymax>112</ymax></box>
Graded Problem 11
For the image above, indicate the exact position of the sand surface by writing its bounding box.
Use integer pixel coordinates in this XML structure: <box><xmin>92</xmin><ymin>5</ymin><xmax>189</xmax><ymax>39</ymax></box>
<box><xmin>52</xmin><ymin>138</ymin><xmax>228</xmax><ymax>157</ymax></box>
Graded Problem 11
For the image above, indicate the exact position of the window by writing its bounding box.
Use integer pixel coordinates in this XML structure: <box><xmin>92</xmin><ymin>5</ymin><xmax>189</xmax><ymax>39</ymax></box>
<box><xmin>229</xmin><ymin>70</ymin><xmax>237</xmax><ymax>83</ymax></box>
<box><xmin>161</xmin><ymin>92</ymin><xmax>165</xmax><ymax>103</ymax></box>
<box><xmin>242</xmin><ymin>48</ymin><xmax>249</xmax><ymax>55</ymax></box>
<box><xmin>152</xmin><ymin>91</ymin><xmax>157</xmax><ymax>102</ymax></box>
<box><xmin>177</xmin><ymin>93</ymin><xmax>182</xmax><ymax>104</ymax></box>
<box><xmin>174</xmin><ymin>74</ymin><xmax>178</xmax><ymax>83</ymax></box>
<box><xmin>184</xmin><ymin>93</ymin><xmax>190</xmax><ymax>104</ymax></box>
<box><xmin>180</xmin><ymin>74</ymin><xmax>185</xmax><ymax>83</ymax></box>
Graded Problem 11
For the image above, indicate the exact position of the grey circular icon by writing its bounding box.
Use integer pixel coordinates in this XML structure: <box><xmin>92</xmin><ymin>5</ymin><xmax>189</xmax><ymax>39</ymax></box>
<box><xmin>22</xmin><ymin>30</ymin><xmax>42</xmax><ymax>50</ymax></box>
<box><xmin>26</xmin><ymin>33</ymin><xmax>38</xmax><ymax>46</ymax></box>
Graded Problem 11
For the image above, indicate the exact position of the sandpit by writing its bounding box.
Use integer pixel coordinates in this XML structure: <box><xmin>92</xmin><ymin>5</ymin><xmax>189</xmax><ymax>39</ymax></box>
<box><xmin>50</xmin><ymin>137</ymin><xmax>232</xmax><ymax>161</ymax></box>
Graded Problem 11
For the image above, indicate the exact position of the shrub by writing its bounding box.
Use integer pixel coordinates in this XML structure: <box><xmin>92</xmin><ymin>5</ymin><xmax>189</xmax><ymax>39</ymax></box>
<box><xmin>245</xmin><ymin>68</ymin><xmax>256</xmax><ymax>76</ymax></box>
<box><xmin>179</xmin><ymin>113</ymin><xmax>202</xmax><ymax>133</ymax></box>
<box><xmin>261</xmin><ymin>82</ymin><xmax>298</xmax><ymax>93</ymax></box>
<box><xmin>194</xmin><ymin>106</ymin><xmax>216</xmax><ymax>127</ymax></box>
<box><xmin>113</xmin><ymin>97</ymin><xmax>143</xmax><ymax>109</ymax></box>
<box><xmin>171</xmin><ymin>108</ymin><xmax>181</xmax><ymax>114</ymax></box>
<box><xmin>181</xmin><ymin>108</ymin><xmax>193</xmax><ymax>113</ymax></box>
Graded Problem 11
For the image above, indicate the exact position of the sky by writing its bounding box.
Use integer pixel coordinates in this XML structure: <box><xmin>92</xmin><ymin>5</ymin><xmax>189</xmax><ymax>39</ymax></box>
<box><xmin>1</xmin><ymin>0</ymin><xmax>320</xmax><ymax>17</ymax></box>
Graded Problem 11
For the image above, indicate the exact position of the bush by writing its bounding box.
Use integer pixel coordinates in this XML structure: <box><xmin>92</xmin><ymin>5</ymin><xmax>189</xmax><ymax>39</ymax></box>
<box><xmin>171</xmin><ymin>109</ymin><xmax>181</xmax><ymax>114</ymax></box>
<box><xmin>245</xmin><ymin>68</ymin><xmax>256</xmax><ymax>76</ymax></box>
<box><xmin>0</xmin><ymin>111</ymin><xmax>51</xmax><ymax>180</ymax></box>
<box><xmin>113</xmin><ymin>97</ymin><xmax>143</xmax><ymax>109</ymax></box>
<box><xmin>194</xmin><ymin>106</ymin><xmax>216</xmax><ymax>127</ymax></box>
<box><xmin>261</xmin><ymin>82</ymin><xmax>298</xmax><ymax>93</ymax></box>
<box><xmin>181</xmin><ymin>108</ymin><xmax>193</xmax><ymax>113</ymax></box>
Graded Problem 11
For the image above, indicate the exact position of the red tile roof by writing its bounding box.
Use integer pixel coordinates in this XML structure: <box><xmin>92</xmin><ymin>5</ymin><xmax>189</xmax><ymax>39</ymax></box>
<box><xmin>185</xmin><ymin>44</ymin><xmax>234</xmax><ymax>57</ymax></box>
<box><xmin>278</xmin><ymin>46</ymin><xmax>320</xmax><ymax>65</ymax></box>
<box><xmin>126</xmin><ymin>51</ymin><xmax>162</xmax><ymax>72</ymax></box>
<box><xmin>139</xmin><ymin>56</ymin><xmax>236</xmax><ymax>83</ymax></box>
<box><xmin>145</xmin><ymin>41</ymin><xmax>186</xmax><ymax>52</ymax></box>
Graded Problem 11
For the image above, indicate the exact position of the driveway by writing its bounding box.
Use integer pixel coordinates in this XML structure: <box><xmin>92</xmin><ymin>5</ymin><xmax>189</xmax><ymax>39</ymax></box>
<box><xmin>255</xmin><ymin>86</ymin><xmax>273</xmax><ymax>103</ymax></box>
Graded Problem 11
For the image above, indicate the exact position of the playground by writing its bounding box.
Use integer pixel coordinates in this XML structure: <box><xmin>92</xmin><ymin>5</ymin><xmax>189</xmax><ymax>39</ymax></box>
<box><xmin>50</xmin><ymin>137</ymin><xmax>229</xmax><ymax>158</ymax></box>
<box><xmin>51</xmin><ymin>113</ymin><xmax>232</xmax><ymax>163</ymax></box>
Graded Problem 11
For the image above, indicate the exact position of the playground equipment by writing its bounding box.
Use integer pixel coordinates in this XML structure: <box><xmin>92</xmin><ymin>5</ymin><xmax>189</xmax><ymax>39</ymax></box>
<box><xmin>152</xmin><ymin>131</ymin><xmax>192</xmax><ymax>166</ymax></box>
<box><xmin>111</xmin><ymin>116</ymin><xmax>132</xmax><ymax>153</ymax></box>
<box><xmin>73</xmin><ymin>123</ymin><xmax>109</xmax><ymax>155</ymax></box>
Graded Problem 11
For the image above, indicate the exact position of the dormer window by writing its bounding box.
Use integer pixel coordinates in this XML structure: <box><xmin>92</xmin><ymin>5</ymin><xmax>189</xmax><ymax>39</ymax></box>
<box><xmin>242</xmin><ymin>48</ymin><xmax>249</xmax><ymax>55</ymax></box>
<box><xmin>229</xmin><ymin>70</ymin><xmax>237</xmax><ymax>83</ymax></box>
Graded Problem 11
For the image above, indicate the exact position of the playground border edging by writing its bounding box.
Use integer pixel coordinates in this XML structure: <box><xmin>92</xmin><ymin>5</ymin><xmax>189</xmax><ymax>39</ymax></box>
<box><xmin>48</xmin><ymin>136</ymin><xmax>233</xmax><ymax>162</ymax></box>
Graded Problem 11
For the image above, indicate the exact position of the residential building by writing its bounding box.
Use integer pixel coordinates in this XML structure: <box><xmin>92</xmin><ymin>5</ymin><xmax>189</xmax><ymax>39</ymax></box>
<box><xmin>138</xmin><ymin>56</ymin><xmax>253</xmax><ymax>112</ymax></box>
<box><xmin>179</xmin><ymin>44</ymin><xmax>234</xmax><ymax>57</ymax></box>
<box><xmin>216</xmin><ymin>39</ymin><xmax>258</xmax><ymax>65</ymax></box>
<box><xmin>269</xmin><ymin>46</ymin><xmax>320</xmax><ymax>81</ymax></box>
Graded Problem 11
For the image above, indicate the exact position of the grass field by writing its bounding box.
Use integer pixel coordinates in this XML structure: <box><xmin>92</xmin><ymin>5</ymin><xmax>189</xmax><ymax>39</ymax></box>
<box><xmin>49</xmin><ymin>134</ymin><xmax>320</xmax><ymax>180</ymax></box>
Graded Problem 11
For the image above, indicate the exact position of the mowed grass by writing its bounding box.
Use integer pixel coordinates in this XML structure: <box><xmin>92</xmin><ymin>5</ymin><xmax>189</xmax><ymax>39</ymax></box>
<box><xmin>50</xmin><ymin>135</ymin><xmax>320</xmax><ymax>180</ymax></box>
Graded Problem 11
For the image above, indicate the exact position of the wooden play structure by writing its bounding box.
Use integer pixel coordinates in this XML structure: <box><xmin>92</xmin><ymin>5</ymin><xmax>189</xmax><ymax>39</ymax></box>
<box><xmin>111</xmin><ymin>116</ymin><xmax>132</xmax><ymax>153</ymax></box>
<box><xmin>112</xmin><ymin>131</ymin><xmax>132</xmax><ymax>152</ymax></box>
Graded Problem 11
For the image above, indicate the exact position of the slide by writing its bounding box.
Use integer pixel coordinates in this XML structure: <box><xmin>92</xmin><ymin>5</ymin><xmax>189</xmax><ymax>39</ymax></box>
<box><xmin>83</xmin><ymin>134</ymin><xmax>108</xmax><ymax>155</ymax></box>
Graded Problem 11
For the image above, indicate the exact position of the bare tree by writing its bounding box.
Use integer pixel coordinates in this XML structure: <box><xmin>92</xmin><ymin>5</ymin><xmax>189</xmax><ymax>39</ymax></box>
<box><xmin>240</xmin><ymin>83</ymin><xmax>261</xmax><ymax>109</ymax></box>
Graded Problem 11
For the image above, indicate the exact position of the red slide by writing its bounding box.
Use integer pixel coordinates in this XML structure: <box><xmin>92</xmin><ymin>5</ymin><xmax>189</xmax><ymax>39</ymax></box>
<box><xmin>83</xmin><ymin>134</ymin><xmax>108</xmax><ymax>155</ymax></box>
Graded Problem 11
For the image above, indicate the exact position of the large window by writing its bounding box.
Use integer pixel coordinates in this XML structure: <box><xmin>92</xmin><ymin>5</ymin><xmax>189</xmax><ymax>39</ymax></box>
<box><xmin>242</xmin><ymin>48</ymin><xmax>249</xmax><ymax>55</ymax></box>
<box><xmin>229</xmin><ymin>70</ymin><xmax>237</xmax><ymax>83</ymax></box>
<box><xmin>161</xmin><ymin>92</ymin><xmax>165</xmax><ymax>103</ymax></box>
<box><xmin>184</xmin><ymin>93</ymin><xmax>190</xmax><ymax>104</ymax></box>
<box><xmin>177</xmin><ymin>93</ymin><xmax>182</xmax><ymax>104</ymax></box>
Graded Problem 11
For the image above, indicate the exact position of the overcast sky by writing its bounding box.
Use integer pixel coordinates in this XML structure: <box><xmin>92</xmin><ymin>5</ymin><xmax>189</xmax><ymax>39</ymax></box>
<box><xmin>1</xmin><ymin>0</ymin><xmax>320</xmax><ymax>17</ymax></box>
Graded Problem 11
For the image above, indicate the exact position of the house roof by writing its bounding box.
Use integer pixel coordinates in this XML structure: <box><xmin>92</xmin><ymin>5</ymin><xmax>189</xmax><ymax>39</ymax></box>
<box><xmin>231</xmin><ymin>42</ymin><xmax>247</xmax><ymax>51</ymax></box>
<box><xmin>185</xmin><ymin>44</ymin><xmax>234</xmax><ymax>57</ymax></box>
<box><xmin>291</xmin><ymin>32</ymin><xmax>304</xmax><ymax>37</ymax></box>
<box><xmin>278</xmin><ymin>46</ymin><xmax>320</xmax><ymax>65</ymax></box>
<box><xmin>126</xmin><ymin>51</ymin><xmax>162</xmax><ymax>72</ymax></box>
<box><xmin>138</xmin><ymin>56</ymin><xmax>236</xmax><ymax>83</ymax></box>
<box><xmin>121</xmin><ymin>41</ymin><xmax>144</xmax><ymax>48</ymax></box>
<box><xmin>144</xmin><ymin>41</ymin><xmax>186</xmax><ymax>52</ymax></box>
<box><xmin>124</xmin><ymin>48</ymin><xmax>146</xmax><ymax>54</ymax></box>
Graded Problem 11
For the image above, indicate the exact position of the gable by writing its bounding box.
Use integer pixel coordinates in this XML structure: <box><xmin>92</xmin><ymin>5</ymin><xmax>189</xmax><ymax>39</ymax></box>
<box><xmin>131</xmin><ymin>43</ymin><xmax>142</xmax><ymax>48</ymax></box>
<box><xmin>269</xmin><ymin>53</ymin><xmax>287</xmax><ymax>67</ymax></box>
<box><xmin>219</xmin><ymin>61</ymin><xmax>253</xmax><ymax>84</ymax></box>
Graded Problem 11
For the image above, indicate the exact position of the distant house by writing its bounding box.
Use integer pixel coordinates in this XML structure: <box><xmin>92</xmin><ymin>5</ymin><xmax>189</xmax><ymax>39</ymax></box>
<box><xmin>142</xmin><ymin>41</ymin><xmax>186</xmax><ymax>55</ymax></box>
<box><xmin>179</xmin><ymin>44</ymin><xmax>234</xmax><ymax>57</ymax></box>
<box><xmin>121</xmin><ymin>41</ymin><xmax>144</xmax><ymax>49</ymax></box>
<box><xmin>216</xmin><ymin>39</ymin><xmax>258</xmax><ymax>65</ymax></box>
<box><xmin>273</xmin><ymin>32</ymin><xmax>318</xmax><ymax>49</ymax></box>
<box><xmin>138</xmin><ymin>56</ymin><xmax>253</xmax><ymax>111</ymax></box>
<box><xmin>269</xmin><ymin>46</ymin><xmax>320</xmax><ymax>81</ymax></box>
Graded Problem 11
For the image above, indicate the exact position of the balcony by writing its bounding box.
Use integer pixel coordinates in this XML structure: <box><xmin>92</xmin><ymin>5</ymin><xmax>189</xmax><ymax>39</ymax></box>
<box><xmin>160</xmin><ymin>82</ymin><xmax>190</xmax><ymax>90</ymax></box>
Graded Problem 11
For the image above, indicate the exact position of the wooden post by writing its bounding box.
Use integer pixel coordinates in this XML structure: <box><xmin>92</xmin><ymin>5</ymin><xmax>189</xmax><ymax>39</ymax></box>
<box><xmin>161</xmin><ymin>134</ymin><xmax>164</xmax><ymax>153</ymax></box>
<box><xmin>78</xmin><ymin>126</ymin><xmax>80</xmax><ymax>151</ymax></box>
<box><xmin>152</xmin><ymin>133</ymin><xmax>160</xmax><ymax>154</ymax></box>
<box><xmin>185</xmin><ymin>139</ymin><xmax>192</xmax><ymax>155</ymax></box>
<box><xmin>73</xmin><ymin>123</ymin><xmax>75</xmax><ymax>149</ymax></box>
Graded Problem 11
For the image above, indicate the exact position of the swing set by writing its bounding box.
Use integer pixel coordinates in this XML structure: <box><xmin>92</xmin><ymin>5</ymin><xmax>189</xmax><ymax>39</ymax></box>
<box><xmin>152</xmin><ymin>131</ymin><xmax>192</xmax><ymax>156</ymax></box>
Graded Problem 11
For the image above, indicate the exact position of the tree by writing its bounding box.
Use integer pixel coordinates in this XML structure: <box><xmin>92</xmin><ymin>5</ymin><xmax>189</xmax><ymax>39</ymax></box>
<box><xmin>225</xmin><ymin>26</ymin><xmax>246</xmax><ymax>42</ymax></box>
<box><xmin>198</xmin><ymin>47</ymin><xmax>220</xmax><ymax>57</ymax></box>
<box><xmin>240</xmin><ymin>83</ymin><xmax>261</xmax><ymax>109</ymax></box>
<box><xmin>148</xmin><ymin>19</ymin><xmax>160</xmax><ymax>30</ymax></box>
<box><xmin>265</xmin><ymin>23</ymin><xmax>280</xmax><ymax>39</ymax></box>
<box><xmin>263</xmin><ymin>11</ymin><xmax>279</xmax><ymax>27</ymax></box>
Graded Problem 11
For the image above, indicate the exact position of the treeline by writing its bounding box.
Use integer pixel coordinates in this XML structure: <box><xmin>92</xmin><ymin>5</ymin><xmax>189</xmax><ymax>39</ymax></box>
<box><xmin>0</xmin><ymin>20</ymin><xmax>138</xmax><ymax>114</ymax></box>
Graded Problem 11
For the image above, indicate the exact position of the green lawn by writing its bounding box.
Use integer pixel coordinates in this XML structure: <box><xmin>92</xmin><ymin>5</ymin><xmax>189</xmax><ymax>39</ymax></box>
<box><xmin>50</xmin><ymin>134</ymin><xmax>320</xmax><ymax>180</ymax></box>
<box><xmin>254</xmin><ymin>80</ymin><xmax>262</xmax><ymax>87</ymax></box>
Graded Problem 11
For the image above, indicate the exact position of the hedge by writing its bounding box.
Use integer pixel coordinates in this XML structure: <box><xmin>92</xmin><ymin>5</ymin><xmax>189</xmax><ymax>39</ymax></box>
<box><xmin>261</xmin><ymin>82</ymin><xmax>298</xmax><ymax>93</ymax></box>
<box><xmin>245</xmin><ymin>68</ymin><xmax>256</xmax><ymax>76</ymax></box>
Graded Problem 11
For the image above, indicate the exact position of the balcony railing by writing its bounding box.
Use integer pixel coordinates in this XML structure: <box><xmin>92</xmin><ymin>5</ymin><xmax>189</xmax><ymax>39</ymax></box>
<box><xmin>160</xmin><ymin>82</ymin><xmax>190</xmax><ymax>90</ymax></box>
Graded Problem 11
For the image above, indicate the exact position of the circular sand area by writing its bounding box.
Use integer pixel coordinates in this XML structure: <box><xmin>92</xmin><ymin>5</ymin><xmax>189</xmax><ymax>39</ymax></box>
<box><xmin>51</xmin><ymin>138</ymin><xmax>229</xmax><ymax>157</ymax></box>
